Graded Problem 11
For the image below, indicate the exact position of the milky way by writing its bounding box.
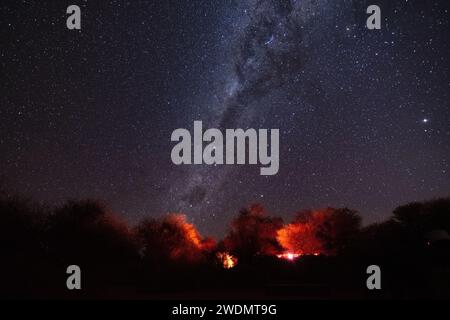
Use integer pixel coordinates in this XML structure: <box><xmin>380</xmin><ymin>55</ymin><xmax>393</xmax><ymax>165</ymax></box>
<box><xmin>1</xmin><ymin>0</ymin><xmax>449</xmax><ymax>236</ymax></box>
<box><xmin>169</xmin><ymin>0</ymin><xmax>317</xmax><ymax>216</ymax></box>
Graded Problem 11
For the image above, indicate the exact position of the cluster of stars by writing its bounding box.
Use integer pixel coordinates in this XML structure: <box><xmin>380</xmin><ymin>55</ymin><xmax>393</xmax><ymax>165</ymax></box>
<box><xmin>0</xmin><ymin>0</ymin><xmax>449</xmax><ymax>237</ymax></box>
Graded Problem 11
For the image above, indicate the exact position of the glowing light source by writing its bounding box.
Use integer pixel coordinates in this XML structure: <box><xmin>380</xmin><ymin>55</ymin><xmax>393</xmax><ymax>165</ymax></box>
<box><xmin>276</xmin><ymin>252</ymin><xmax>302</xmax><ymax>261</ymax></box>
<box><xmin>216</xmin><ymin>252</ymin><xmax>238</xmax><ymax>269</ymax></box>
<box><xmin>276</xmin><ymin>252</ymin><xmax>321</xmax><ymax>261</ymax></box>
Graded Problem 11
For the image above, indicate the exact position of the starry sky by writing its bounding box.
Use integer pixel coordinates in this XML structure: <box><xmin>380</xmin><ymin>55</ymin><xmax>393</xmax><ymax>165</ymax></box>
<box><xmin>1</xmin><ymin>0</ymin><xmax>449</xmax><ymax>237</ymax></box>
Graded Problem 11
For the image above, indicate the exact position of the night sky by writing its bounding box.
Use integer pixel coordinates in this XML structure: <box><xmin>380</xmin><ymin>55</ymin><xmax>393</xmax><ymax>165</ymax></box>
<box><xmin>1</xmin><ymin>0</ymin><xmax>449</xmax><ymax>237</ymax></box>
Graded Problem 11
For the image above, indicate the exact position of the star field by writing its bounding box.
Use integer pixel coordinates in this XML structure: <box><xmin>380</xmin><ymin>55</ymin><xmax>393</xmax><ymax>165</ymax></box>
<box><xmin>0</xmin><ymin>0</ymin><xmax>449</xmax><ymax>236</ymax></box>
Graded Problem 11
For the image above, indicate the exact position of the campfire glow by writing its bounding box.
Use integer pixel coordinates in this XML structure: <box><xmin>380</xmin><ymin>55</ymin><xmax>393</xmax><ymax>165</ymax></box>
<box><xmin>216</xmin><ymin>252</ymin><xmax>238</xmax><ymax>269</ymax></box>
<box><xmin>276</xmin><ymin>252</ymin><xmax>321</xmax><ymax>261</ymax></box>
<box><xmin>276</xmin><ymin>252</ymin><xmax>302</xmax><ymax>261</ymax></box>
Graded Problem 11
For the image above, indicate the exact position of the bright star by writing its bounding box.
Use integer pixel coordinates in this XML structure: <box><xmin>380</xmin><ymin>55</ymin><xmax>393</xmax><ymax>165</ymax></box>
<box><xmin>264</xmin><ymin>35</ymin><xmax>274</xmax><ymax>45</ymax></box>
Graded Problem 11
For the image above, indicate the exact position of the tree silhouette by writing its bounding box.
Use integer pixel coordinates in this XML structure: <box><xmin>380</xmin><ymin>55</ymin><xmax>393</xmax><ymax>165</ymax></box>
<box><xmin>223</xmin><ymin>204</ymin><xmax>283</xmax><ymax>260</ymax></box>
<box><xmin>137</xmin><ymin>214</ymin><xmax>215</xmax><ymax>265</ymax></box>
<box><xmin>277</xmin><ymin>208</ymin><xmax>361</xmax><ymax>255</ymax></box>
<box><xmin>393</xmin><ymin>198</ymin><xmax>450</xmax><ymax>234</ymax></box>
<box><xmin>0</xmin><ymin>190</ymin><xmax>449</xmax><ymax>299</ymax></box>
<box><xmin>46</xmin><ymin>200</ymin><xmax>139</xmax><ymax>289</ymax></box>
<box><xmin>0</xmin><ymin>193</ymin><xmax>48</xmax><ymax>297</ymax></box>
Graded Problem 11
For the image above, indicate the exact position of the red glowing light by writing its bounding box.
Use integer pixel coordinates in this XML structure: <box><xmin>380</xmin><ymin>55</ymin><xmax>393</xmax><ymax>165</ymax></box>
<box><xmin>276</xmin><ymin>252</ymin><xmax>321</xmax><ymax>261</ymax></box>
<box><xmin>216</xmin><ymin>252</ymin><xmax>238</xmax><ymax>269</ymax></box>
<box><xmin>276</xmin><ymin>252</ymin><xmax>302</xmax><ymax>261</ymax></box>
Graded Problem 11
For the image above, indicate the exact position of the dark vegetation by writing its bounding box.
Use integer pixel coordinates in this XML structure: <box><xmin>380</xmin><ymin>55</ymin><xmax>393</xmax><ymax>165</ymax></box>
<box><xmin>1</xmin><ymin>185</ymin><xmax>449</xmax><ymax>299</ymax></box>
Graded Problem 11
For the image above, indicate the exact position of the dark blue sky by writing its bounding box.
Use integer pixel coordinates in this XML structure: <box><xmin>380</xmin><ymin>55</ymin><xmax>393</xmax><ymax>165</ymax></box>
<box><xmin>1</xmin><ymin>0</ymin><xmax>449</xmax><ymax>236</ymax></box>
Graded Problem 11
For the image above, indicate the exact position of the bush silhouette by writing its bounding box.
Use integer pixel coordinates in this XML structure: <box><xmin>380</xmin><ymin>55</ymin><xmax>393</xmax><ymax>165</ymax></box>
<box><xmin>45</xmin><ymin>200</ymin><xmax>139</xmax><ymax>290</ymax></box>
<box><xmin>0</xmin><ymin>190</ymin><xmax>449</xmax><ymax>299</ymax></box>
<box><xmin>222</xmin><ymin>204</ymin><xmax>283</xmax><ymax>261</ymax></box>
